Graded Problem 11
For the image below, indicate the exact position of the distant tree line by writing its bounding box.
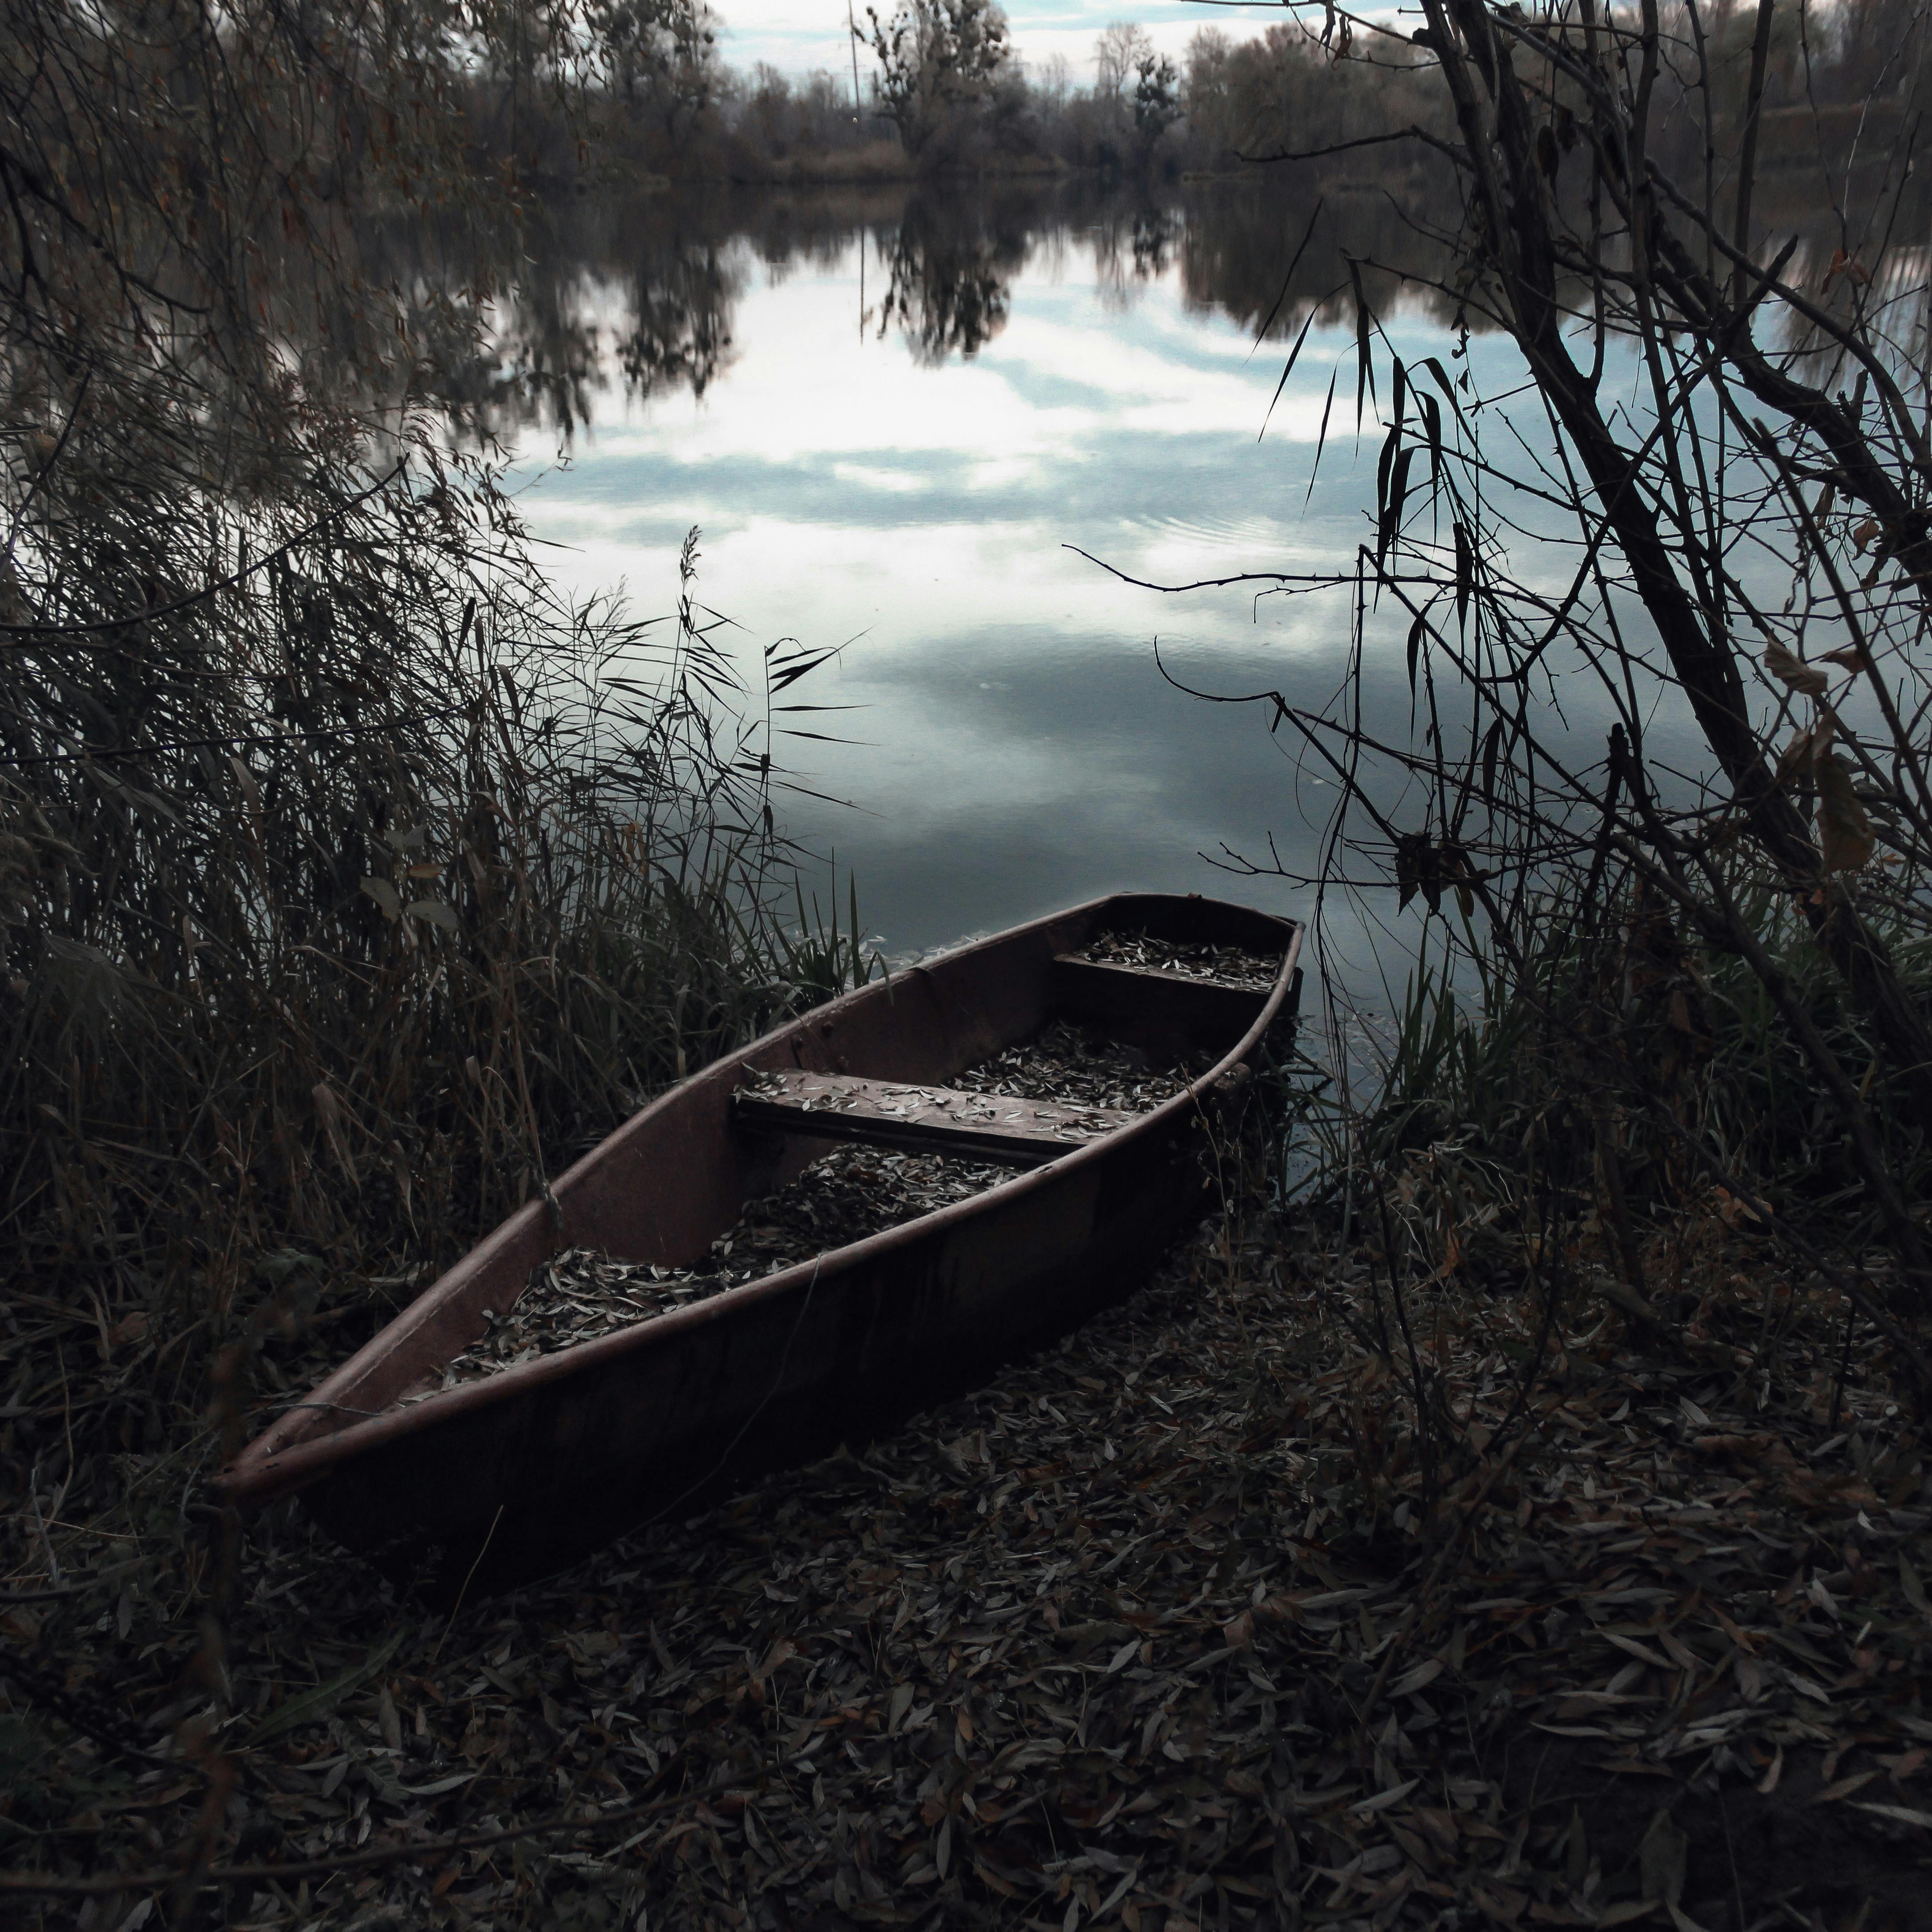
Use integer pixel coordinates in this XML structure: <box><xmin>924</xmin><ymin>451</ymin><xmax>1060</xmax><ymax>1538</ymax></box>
<box><xmin>554</xmin><ymin>5</ymin><xmax>1447</xmax><ymax>182</ymax></box>
<box><xmin>479</xmin><ymin>0</ymin><xmax>1927</xmax><ymax>187</ymax></box>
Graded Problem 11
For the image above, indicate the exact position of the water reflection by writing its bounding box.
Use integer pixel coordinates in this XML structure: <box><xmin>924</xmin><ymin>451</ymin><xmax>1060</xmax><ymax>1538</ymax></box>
<box><xmin>488</xmin><ymin>175</ymin><xmax>1500</xmax><ymax>969</ymax></box>
<box><xmin>477</xmin><ymin>166</ymin><xmax>1923</xmax><ymax>973</ymax></box>
<box><xmin>874</xmin><ymin>191</ymin><xmax>1030</xmax><ymax>365</ymax></box>
<box><xmin>483</xmin><ymin>173</ymin><xmax>1465</xmax><ymax>439</ymax></box>
<box><xmin>1093</xmin><ymin>204</ymin><xmax>1186</xmax><ymax>310</ymax></box>
<box><xmin>487</xmin><ymin>200</ymin><xmax>755</xmax><ymax>432</ymax></box>
<box><xmin>479</xmin><ymin>157</ymin><xmax>1906</xmax><ymax>436</ymax></box>
<box><xmin>615</xmin><ymin>241</ymin><xmax>740</xmax><ymax>401</ymax></box>
<box><xmin>1176</xmin><ymin>186</ymin><xmax>1457</xmax><ymax>336</ymax></box>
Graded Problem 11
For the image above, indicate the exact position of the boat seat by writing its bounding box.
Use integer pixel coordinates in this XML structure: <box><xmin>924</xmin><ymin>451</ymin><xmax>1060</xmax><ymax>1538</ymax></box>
<box><xmin>733</xmin><ymin>1068</ymin><xmax>1134</xmax><ymax>1168</ymax></box>
<box><xmin>1048</xmin><ymin>954</ymin><xmax>1277</xmax><ymax>1057</ymax></box>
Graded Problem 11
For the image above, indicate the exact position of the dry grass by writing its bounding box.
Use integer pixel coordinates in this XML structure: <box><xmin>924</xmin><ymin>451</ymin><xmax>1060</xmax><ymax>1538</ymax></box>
<box><xmin>0</xmin><ymin>494</ymin><xmax>878</xmax><ymax>1914</ymax></box>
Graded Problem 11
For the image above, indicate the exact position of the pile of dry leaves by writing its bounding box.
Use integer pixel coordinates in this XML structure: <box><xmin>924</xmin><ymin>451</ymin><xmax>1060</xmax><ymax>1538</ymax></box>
<box><xmin>405</xmin><ymin>1148</ymin><xmax>1015</xmax><ymax>1398</ymax></box>
<box><xmin>4</xmin><ymin>1186</ymin><xmax>1928</xmax><ymax>1932</ymax></box>
<box><xmin>403</xmin><ymin>1022</ymin><xmax>1195</xmax><ymax>1398</ymax></box>
<box><xmin>947</xmin><ymin>1021</ymin><xmax>1207</xmax><ymax>1115</ymax></box>
<box><xmin>1066</xmin><ymin>936</ymin><xmax>1280</xmax><ymax>994</ymax></box>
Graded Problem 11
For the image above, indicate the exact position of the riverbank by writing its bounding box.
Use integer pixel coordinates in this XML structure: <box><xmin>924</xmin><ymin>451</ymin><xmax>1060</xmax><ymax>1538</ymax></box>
<box><xmin>723</xmin><ymin>144</ymin><xmax>1076</xmax><ymax>187</ymax></box>
<box><xmin>6</xmin><ymin>1160</ymin><xmax>1924</xmax><ymax>1930</ymax></box>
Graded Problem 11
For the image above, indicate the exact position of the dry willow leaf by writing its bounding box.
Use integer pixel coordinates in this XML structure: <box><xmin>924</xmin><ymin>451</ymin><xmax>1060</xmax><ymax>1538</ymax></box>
<box><xmin>1775</xmin><ymin>720</ymin><xmax>1829</xmax><ymax>787</ymax></box>
<box><xmin>1064</xmin><ymin>931</ymin><xmax>1278</xmax><ymax>992</ymax></box>
<box><xmin>14</xmin><ymin>1168</ymin><xmax>1932</xmax><ymax>1932</ymax></box>
<box><xmin>1814</xmin><ymin>750</ymin><xmax>1875</xmax><ymax>872</ymax></box>
<box><xmin>1764</xmin><ymin>640</ymin><xmax>1830</xmax><ymax>697</ymax></box>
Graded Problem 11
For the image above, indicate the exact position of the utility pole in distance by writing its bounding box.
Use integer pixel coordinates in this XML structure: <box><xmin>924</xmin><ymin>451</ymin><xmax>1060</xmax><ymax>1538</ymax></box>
<box><xmin>847</xmin><ymin>0</ymin><xmax>863</xmax><ymax>123</ymax></box>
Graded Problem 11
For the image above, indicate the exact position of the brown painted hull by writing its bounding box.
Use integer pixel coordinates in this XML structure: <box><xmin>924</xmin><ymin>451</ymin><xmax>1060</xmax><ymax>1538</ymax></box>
<box><xmin>221</xmin><ymin>892</ymin><xmax>1302</xmax><ymax>1594</ymax></box>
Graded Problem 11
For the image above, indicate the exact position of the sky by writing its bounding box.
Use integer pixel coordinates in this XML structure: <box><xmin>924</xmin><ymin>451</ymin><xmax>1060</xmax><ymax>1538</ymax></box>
<box><xmin>713</xmin><ymin>0</ymin><xmax>1283</xmax><ymax>86</ymax></box>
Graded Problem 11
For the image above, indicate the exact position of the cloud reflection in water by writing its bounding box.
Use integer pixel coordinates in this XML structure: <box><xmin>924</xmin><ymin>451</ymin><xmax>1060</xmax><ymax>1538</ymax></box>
<box><xmin>507</xmin><ymin>185</ymin><xmax>1496</xmax><ymax>972</ymax></box>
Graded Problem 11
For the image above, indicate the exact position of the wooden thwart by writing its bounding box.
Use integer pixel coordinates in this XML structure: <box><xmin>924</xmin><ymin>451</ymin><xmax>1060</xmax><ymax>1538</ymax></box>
<box><xmin>1048</xmin><ymin>954</ymin><xmax>1273</xmax><ymax>1058</ymax></box>
<box><xmin>734</xmin><ymin>1068</ymin><xmax>1134</xmax><ymax>1167</ymax></box>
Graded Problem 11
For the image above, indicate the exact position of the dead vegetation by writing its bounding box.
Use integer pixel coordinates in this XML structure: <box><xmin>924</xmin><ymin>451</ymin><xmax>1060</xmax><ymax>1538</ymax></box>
<box><xmin>409</xmin><ymin>1146</ymin><xmax>1016</xmax><ymax>1397</ymax></box>
<box><xmin>4</xmin><ymin>1142</ymin><xmax>1927</xmax><ymax>1930</ymax></box>
<box><xmin>7</xmin><ymin>809</ymin><xmax>1929</xmax><ymax>1932</ymax></box>
<box><xmin>945</xmin><ymin>1022</ymin><xmax>1209</xmax><ymax>1118</ymax></box>
<box><xmin>6</xmin><ymin>0</ymin><xmax>1932</xmax><ymax>1917</ymax></box>
<box><xmin>402</xmin><ymin>1018</ymin><xmax>1210</xmax><ymax>1400</ymax></box>
<box><xmin>1062</xmin><ymin>936</ymin><xmax>1283</xmax><ymax>994</ymax></box>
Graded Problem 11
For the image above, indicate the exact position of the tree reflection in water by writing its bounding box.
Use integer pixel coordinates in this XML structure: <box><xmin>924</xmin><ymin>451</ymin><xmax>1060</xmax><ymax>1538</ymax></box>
<box><xmin>615</xmin><ymin>243</ymin><xmax>738</xmax><ymax>401</ymax></box>
<box><xmin>873</xmin><ymin>191</ymin><xmax>1033</xmax><ymax>364</ymax></box>
<box><xmin>449</xmin><ymin>170</ymin><xmax>1481</xmax><ymax>441</ymax></box>
<box><xmin>390</xmin><ymin>157</ymin><xmax>1900</xmax><ymax>448</ymax></box>
<box><xmin>485</xmin><ymin>194</ymin><xmax>755</xmax><ymax>435</ymax></box>
<box><xmin>1092</xmin><ymin>203</ymin><xmax>1185</xmax><ymax>311</ymax></box>
<box><xmin>1175</xmin><ymin>183</ymin><xmax>1457</xmax><ymax>338</ymax></box>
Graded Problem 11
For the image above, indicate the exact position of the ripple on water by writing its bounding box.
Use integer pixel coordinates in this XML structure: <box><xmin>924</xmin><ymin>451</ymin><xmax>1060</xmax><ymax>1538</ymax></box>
<box><xmin>1132</xmin><ymin>509</ymin><xmax>1289</xmax><ymax>556</ymax></box>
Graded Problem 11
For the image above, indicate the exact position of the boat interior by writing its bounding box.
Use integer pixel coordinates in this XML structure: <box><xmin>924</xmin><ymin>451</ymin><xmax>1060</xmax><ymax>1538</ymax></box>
<box><xmin>230</xmin><ymin>894</ymin><xmax>1299</xmax><ymax>1480</ymax></box>
<box><xmin>706</xmin><ymin>892</ymin><xmax>1296</xmax><ymax>1205</ymax></box>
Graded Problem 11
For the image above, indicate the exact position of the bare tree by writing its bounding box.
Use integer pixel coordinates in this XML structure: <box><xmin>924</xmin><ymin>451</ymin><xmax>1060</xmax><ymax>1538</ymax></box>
<box><xmin>1184</xmin><ymin>26</ymin><xmax>1235</xmax><ymax>112</ymax></box>
<box><xmin>858</xmin><ymin>0</ymin><xmax>1013</xmax><ymax>157</ymax></box>
<box><xmin>1095</xmin><ymin>21</ymin><xmax>1155</xmax><ymax>111</ymax></box>
<box><xmin>1035</xmin><ymin>50</ymin><xmax>1075</xmax><ymax>109</ymax></box>
<box><xmin>592</xmin><ymin>0</ymin><xmax>723</xmax><ymax>139</ymax></box>
<box><xmin>1143</xmin><ymin>0</ymin><xmax>1932</xmax><ymax>1344</ymax></box>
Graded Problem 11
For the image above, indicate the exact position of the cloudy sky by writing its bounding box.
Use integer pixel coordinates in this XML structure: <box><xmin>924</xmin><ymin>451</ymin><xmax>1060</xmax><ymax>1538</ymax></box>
<box><xmin>715</xmin><ymin>0</ymin><xmax>1263</xmax><ymax>85</ymax></box>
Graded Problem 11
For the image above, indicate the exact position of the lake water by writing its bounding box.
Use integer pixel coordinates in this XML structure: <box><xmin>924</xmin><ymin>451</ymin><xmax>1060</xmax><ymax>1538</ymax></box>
<box><xmin>503</xmin><ymin>184</ymin><xmax>1583</xmax><ymax>990</ymax></box>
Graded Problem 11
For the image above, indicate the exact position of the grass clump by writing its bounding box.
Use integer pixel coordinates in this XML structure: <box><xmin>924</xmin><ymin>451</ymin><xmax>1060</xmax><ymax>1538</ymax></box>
<box><xmin>0</xmin><ymin>0</ymin><xmax>889</xmax><ymax>1906</ymax></box>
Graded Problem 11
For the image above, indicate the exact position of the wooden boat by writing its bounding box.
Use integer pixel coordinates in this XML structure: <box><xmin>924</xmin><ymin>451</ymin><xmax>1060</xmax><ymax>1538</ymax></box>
<box><xmin>221</xmin><ymin>892</ymin><xmax>1302</xmax><ymax>1594</ymax></box>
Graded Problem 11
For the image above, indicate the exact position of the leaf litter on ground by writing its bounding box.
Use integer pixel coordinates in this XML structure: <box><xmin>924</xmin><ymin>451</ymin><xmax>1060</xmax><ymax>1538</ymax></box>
<box><xmin>5</xmin><ymin>1192</ymin><xmax>1932</xmax><ymax>1932</ymax></box>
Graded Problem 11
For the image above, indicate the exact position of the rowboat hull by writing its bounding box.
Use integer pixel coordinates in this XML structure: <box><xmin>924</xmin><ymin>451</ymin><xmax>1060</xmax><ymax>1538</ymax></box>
<box><xmin>222</xmin><ymin>892</ymin><xmax>1301</xmax><ymax>1594</ymax></box>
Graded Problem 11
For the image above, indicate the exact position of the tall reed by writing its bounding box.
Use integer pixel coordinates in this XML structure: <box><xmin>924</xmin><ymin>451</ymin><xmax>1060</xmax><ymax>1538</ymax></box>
<box><xmin>2</xmin><ymin>497</ymin><xmax>870</xmax><ymax>1503</ymax></box>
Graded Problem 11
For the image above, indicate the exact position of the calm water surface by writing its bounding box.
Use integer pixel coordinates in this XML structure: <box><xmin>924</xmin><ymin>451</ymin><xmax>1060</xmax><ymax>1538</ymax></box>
<box><xmin>506</xmin><ymin>186</ymin><xmax>1559</xmax><ymax>982</ymax></box>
